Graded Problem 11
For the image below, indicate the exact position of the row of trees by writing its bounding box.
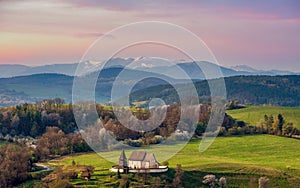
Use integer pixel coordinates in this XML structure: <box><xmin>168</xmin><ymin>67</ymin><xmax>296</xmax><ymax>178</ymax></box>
<box><xmin>5</xmin><ymin>99</ymin><xmax>300</xmax><ymax>153</ymax></box>
<box><xmin>0</xmin><ymin>100</ymin><xmax>229</xmax><ymax>145</ymax></box>
<box><xmin>0</xmin><ymin>99</ymin><xmax>76</xmax><ymax>138</ymax></box>
<box><xmin>196</xmin><ymin>114</ymin><xmax>300</xmax><ymax>138</ymax></box>
<box><xmin>2</xmin><ymin>100</ymin><xmax>299</xmax><ymax>153</ymax></box>
<box><xmin>257</xmin><ymin>114</ymin><xmax>300</xmax><ymax>136</ymax></box>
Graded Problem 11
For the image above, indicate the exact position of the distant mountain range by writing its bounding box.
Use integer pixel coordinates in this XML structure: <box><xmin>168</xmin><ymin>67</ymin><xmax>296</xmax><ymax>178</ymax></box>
<box><xmin>0</xmin><ymin>58</ymin><xmax>298</xmax><ymax>78</ymax></box>
<box><xmin>0</xmin><ymin>58</ymin><xmax>299</xmax><ymax>107</ymax></box>
<box><xmin>0</xmin><ymin>71</ymin><xmax>300</xmax><ymax>107</ymax></box>
<box><xmin>0</xmin><ymin>58</ymin><xmax>135</xmax><ymax>78</ymax></box>
<box><xmin>230</xmin><ymin>65</ymin><xmax>296</xmax><ymax>76</ymax></box>
<box><xmin>0</xmin><ymin>64</ymin><xmax>77</xmax><ymax>78</ymax></box>
<box><xmin>0</xmin><ymin>67</ymin><xmax>181</xmax><ymax>107</ymax></box>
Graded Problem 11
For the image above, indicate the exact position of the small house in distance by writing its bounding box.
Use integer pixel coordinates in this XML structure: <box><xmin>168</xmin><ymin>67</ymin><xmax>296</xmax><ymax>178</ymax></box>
<box><xmin>110</xmin><ymin>150</ymin><xmax>168</xmax><ymax>173</ymax></box>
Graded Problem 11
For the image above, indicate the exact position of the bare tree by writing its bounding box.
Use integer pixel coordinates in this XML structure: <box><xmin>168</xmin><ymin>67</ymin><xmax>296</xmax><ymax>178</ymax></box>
<box><xmin>0</xmin><ymin>144</ymin><xmax>31</xmax><ymax>187</ymax></box>
<box><xmin>173</xmin><ymin>164</ymin><xmax>184</xmax><ymax>187</ymax></box>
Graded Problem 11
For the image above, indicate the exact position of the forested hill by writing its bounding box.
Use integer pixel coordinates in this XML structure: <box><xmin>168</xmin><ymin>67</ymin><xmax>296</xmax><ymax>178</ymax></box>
<box><xmin>0</xmin><ymin>72</ymin><xmax>300</xmax><ymax>107</ymax></box>
<box><xmin>0</xmin><ymin>67</ymin><xmax>181</xmax><ymax>107</ymax></box>
<box><xmin>225</xmin><ymin>75</ymin><xmax>300</xmax><ymax>106</ymax></box>
<box><xmin>131</xmin><ymin>75</ymin><xmax>300</xmax><ymax>107</ymax></box>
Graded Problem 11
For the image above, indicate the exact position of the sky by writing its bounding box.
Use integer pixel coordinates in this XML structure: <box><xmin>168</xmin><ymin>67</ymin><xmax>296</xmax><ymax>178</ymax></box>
<box><xmin>0</xmin><ymin>0</ymin><xmax>299</xmax><ymax>71</ymax></box>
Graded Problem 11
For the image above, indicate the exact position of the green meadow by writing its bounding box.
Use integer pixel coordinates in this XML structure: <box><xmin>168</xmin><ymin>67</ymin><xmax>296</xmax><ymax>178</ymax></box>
<box><xmin>227</xmin><ymin>106</ymin><xmax>300</xmax><ymax>128</ymax></box>
<box><xmin>44</xmin><ymin>135</ymin><xmax>300</xmax><ymax>187</ymax></box>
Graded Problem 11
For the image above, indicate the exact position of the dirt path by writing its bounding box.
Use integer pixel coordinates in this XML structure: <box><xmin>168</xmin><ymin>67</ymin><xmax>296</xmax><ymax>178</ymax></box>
<box><xmin>35</xmin><ymin>163</ymin><xmax>53</xmax><ymax>172</ymax></box>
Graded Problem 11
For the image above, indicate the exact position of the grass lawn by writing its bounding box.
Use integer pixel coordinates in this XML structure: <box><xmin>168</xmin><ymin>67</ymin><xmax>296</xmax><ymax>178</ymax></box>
<box><xmin>45</xmin><ymin>135</ymin><xmax>300</xmax><ymax>187</ymax></box>
<box><xmin>227</xmin><ymin>106</ymin><xmax>300</xmax><ymax>128</ymax></box>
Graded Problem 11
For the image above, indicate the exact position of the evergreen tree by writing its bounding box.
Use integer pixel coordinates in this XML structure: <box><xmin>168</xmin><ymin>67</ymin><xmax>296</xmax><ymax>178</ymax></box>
<box><xmin>277</xmin><ymin>114</ymin><xmax>284</xmax><ymax>135</ymax></box>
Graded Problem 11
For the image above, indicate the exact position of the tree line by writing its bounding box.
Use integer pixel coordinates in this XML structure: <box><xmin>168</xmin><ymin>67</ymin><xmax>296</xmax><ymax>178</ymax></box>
<box><xmin>0</xmin><ymin>98</ymin><xmax>76</xmax><ymax>138</ymax></box>
<box><xmin>257</xmin><ymin>114</ymin><xmax>300</xmax><ymax>136</ymax></box>
<box><xmin>1</xmin><ymin>99</ymin><xmax>299</xmax><ymax>150</ymax></box>
<box><xmin>131</xmin><ymin>75</ymin><xmax>300</xmax><ymax>107</ymax></box>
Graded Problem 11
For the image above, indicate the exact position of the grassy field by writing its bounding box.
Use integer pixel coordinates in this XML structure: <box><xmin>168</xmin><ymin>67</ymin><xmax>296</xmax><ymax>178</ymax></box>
<box><xmin>41</xmin><ymin>135</ymin><xmax>300</xmax><ymax>187</ymax></box>
<box><xmin>227</xmin><ymin>106</ymin><xmax>300</xmax><ymax>128</ymax></box>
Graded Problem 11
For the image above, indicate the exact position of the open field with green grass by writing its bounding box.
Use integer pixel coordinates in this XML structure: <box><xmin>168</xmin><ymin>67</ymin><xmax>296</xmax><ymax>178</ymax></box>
<box><xmin>227</xmin><ymin>106</ymin><xmax>300</xmax><ymax>128</ymax></box>
<box><xmin>39</xmin><ymin>135</ymin><xmax>300</xmax><ymax>187</ymax></box>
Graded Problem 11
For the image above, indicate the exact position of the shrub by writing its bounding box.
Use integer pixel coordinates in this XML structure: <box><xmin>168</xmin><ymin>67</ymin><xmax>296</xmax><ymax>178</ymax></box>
<box><xmin>219</xmin><ymin>177</ymin><xmax>227</xmax><ymax>188</ymax></box>
<box><xmin>169</xmin><ymin>130</ymin><xmax>190</xmax><ymax>141</ymax></box>
<box><xmin>149</xmin><ymin>135</ymin><xmax>164</xmax><ymax>144</ymax></box>
<box><xmin>65</xmin><ymin>171</ymin><xmax>78</xmax><ymax>179</ymax></box>
<box><xmin>228</xmin><ymin>127</ymin><xmax>238</xmax><ymax>135</ymax></box>
<box><xmin>237</xmin><ymin>127</ymin><xmax>245</xmax><ymax>135</ymax></box>
<box><xmin>218</xmin><ymin>127</ymin><xmax>227</xmax><ymax>136</ymax></box>
<box><xmin>258</xmin><ymin>177</ymin><xmax>269</xmax><ymax>188</ymax></box>
<box><xmin>119</xmin><ymin>174</ymin><xmax>130</xmax><ymax>188</ymax></box>
<box><xmin>124</xmin><ymin>139</ymin><xmax>143</xmax><ymax>147</ymax></box>
<box><xmin>202</xmin><ymin>174</ymin><xmax>218</xmax><ymax>188</ymax></box>
<box><xmin>48</xmin><ymin>179</ymin><xmax>74</xmax><ymax>188</ymax></box>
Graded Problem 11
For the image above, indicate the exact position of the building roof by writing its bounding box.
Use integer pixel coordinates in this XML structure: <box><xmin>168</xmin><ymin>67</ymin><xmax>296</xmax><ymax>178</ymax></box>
<box><xmin>120</xmin><ymin>149</ymin><xmax>127</xmax><ymax>160</ymax></box>
<box><xmin>144</xmin><ymin>153</ymin><xmax>156</xmax><ymax>162</ymax></box>
<box><xmin>128</xmin><ymin>151</ymin><xmax>146</xmax><ymax>161</ymax></box>
<box><xmin>119</xmin><ymin>149</ymin><xmax>128</xmax><ymax>167</ymax></box>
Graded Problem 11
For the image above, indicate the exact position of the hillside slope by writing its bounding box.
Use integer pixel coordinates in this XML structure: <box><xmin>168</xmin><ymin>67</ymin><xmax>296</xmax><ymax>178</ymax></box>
<box><xmin>131</xmin><ymin>75</ymin><xmax>300</xmax><ymax>107</ymax></box>
<box><xmin>1</xmin><ymin>73</ymin><xmax>300</xmax><ymax>107</ymax></box>
<box><xmin>227</xmin><ymin>106</ymin><xmax>300</xmax><ymax>128</ymax></box>
<box><xmin>51</xmin><ymin>135</ymin><xmax>300</xmax><ymax>187</ymax></box>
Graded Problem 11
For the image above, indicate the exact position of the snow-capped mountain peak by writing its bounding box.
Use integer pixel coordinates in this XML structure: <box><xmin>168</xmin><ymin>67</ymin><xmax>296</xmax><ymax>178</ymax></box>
<box><xmin>230</xmin><ymin>65</ymin><xmax>258</xmax><ymax>73</ymax></box>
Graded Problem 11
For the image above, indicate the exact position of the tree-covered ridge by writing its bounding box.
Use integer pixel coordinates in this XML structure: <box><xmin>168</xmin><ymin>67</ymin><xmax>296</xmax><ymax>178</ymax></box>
<box><xmin>1</xmin><ymin>73</ymin><xmax>300</xmax><ymax>107</ymax></box>
<box><xmin>0</xmin><ymin>99</ymin><xmax>75</xmax><ymax>138</ymax></box>
<box><xmin>131</xmin><ymin>75</ymin><xmax>300</xmax><ymax>106</ymax></box>
<box><xmin>225</xmin><ymin>75</ymin><xmax>300</xmax><ymax>106</ymax></box>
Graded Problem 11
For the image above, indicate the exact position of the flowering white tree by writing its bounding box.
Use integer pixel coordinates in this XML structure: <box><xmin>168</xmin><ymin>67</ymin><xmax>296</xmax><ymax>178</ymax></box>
<box><xmin>202</xmin><ymin>174</ymin><xmax>218</xmax><ymax>188</ymax></box>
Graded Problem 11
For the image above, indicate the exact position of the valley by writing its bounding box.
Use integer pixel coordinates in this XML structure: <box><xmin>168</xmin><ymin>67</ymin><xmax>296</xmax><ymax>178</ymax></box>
<box><xmin>20</xmin><ymin>135</ymin><xmax>300</xmax><ymax>187</ymax></box>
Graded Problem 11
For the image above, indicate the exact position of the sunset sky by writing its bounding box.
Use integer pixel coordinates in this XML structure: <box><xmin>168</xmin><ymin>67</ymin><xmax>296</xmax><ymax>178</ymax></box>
<box><xmin>0</xmin><ymin>0</ymin><xmax>299</xmax><ymax>71</ymax></box>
